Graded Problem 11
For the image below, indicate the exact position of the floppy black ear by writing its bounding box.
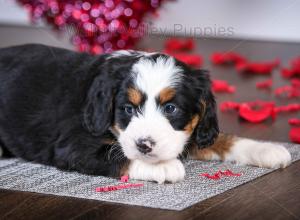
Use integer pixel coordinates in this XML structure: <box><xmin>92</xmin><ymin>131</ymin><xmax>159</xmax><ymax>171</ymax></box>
<box><xmin>192</xmin><ymin>70</ymin><xmax>219</xmax><ymax>148</ymax></box>
<box><xmin>83</xmin><ymin>74</ymin><xmax>115</xmax><ymax>136</ymax></box>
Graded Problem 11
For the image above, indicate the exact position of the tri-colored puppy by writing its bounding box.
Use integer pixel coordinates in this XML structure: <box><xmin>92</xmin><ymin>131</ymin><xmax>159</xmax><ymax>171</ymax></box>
<box><xmin>0</xmin><ymin>44</ymin><xmax>291</xmax><ymax>183</ymax></box>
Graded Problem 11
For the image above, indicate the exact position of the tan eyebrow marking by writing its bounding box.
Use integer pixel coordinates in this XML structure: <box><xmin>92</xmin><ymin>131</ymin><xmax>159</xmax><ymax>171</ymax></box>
<box><xmin>127</xmin><ymin>87</ymin><xmax>142</xmax><ymax>106</ymax></box>
<box><xmin>159</xmin><ymin>87</ymin><xmax>176</xmax><ymax>104</ymax></box>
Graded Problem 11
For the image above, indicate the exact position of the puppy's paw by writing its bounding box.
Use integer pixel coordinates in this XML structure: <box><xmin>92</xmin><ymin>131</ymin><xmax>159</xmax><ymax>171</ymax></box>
<box><xmin>128</xmin><ymin>159</ymin><xmax>185</xmax><ymax>184</ymax></box>
<box><xmin>228</xmin><ymin>139</ymin><xmax>292</xmax><ymax>169</ymax></box>
<box><xmin>252</xmin><ymin>143</ymin><xmax>292</xmax><ymax>168</ymax></box>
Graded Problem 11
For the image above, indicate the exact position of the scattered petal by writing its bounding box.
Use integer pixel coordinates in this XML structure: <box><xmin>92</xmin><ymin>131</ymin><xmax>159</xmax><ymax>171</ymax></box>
<box><xmin>164</xmin><ymin>38</ymin><xmax>195</xmax><ymax>52</ymax></box>
<box><xmin>212</xmin><ymin>80</ymin><xmax>236</xmax><ymax>93</ymax></box>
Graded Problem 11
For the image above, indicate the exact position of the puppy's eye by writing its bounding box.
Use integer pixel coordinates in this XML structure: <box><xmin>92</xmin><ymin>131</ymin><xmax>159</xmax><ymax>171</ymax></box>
<box><xmin>164</xmin><ymin>103</ymin><xmax>177</xmax><ymax>115</ymax></box>
<box><xmin>124</xmin><ymin>104</ymin><xmax>135</xmax><ymax>115</ymax></box>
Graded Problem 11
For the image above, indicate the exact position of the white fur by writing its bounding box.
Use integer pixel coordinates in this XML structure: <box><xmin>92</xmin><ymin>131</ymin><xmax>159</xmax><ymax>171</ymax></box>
<box><xmin>128</xmin><ymin>158</ymin><xmax>185</xmax><ymax>184</ymax></box>
<box><xmin>225</xmin><ymin>139</ymin><xmax>292</xmax><ymax>168</ymax></box>
<box><xmin>118</xmin><ymin>56</ymin><xmax>189</xmax><ymax>163</ymax></box>
<box><xmin>107</xmin><ymin>50</ymin><xmax>156</xmax><ymax>58</ymax></box>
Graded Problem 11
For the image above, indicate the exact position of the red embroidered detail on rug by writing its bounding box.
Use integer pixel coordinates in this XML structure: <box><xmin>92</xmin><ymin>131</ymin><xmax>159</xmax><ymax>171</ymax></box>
<box><xmin>120</xmin><ymin>175</ymin><xmax>129</xmax><ymax>183</ymax></box>
<box><xmin>200</xmin><ymin>170</ymin><xmax>241</xmax><ymax>180</ymax></box>
<box><xmin>95</xmin><ymin>183</ymin><xmax>144</xmax><ymax>192</ymax></box>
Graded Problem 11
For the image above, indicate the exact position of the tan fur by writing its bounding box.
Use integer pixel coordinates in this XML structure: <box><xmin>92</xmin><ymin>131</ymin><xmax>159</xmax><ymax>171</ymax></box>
<box><xmin>184</xmin><ymin>115</ymin><xmax>200</xmax><ymax>134</ymax></box>
<box><xmin>119</xmin><ymin>161</ymin><xmax>130</xmax><ymax>176</ymax></box>
<box><xmin>190</xmin><ymin>133</ymin><xmax>235</xmax><ymax>160</ymax></box>
<box><xmin>159</xmin><ymin>87</ymin><xmax>176</xmax><ymax>104</ymax></box>
<box><xmin>128</xmin><ymin>88</ymin><xmax>142</xmax><ymax>106</ymax></box>
<box><xmin>111</xmin><ymin>124</ymin><xmax>122</xmax><ymax>136</ymax></box>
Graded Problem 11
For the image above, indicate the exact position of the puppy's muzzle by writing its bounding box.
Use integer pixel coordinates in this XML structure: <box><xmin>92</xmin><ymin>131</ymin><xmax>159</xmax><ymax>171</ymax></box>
<box><xmin>136</xmin><ymin>137</ymin><xmax>155</xmax><ymax>154</ymax></box>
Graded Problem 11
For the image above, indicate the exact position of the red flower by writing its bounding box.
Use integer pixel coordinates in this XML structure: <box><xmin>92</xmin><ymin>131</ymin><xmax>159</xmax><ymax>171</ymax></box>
<box><xmin>164</xmin><ymin>38</ymin><xmax>195</xmax><ymax>52</ymax></box>
<box><xmin>289</xmin><ymin>127</ymin><xmax>300</xmax><ymax>144</ymax></box>
<box><xmin>236</xmin><ymin>59</ymin><xmax>280</xmax><ymax>74</ymax></box>
<box><xmin>212</xmin><ymin>80</ymin><xmax>236</xmax><ymax>93</ymax></box>
<box><xmin>256</xmin><ymin>79</ymin><xmax>273</xmax><ymax>89</ymax></box>
<box><xmin>281</xmin><ymin>57</ymin><xmax>300</xmax><ymax>78</ymax></box>
<box><xmin>166</xmin><ymin>52</ymin><xmax>203</xmax><ymax>68</ymax></box>
<box><xmin>210</xmin><ymin>52</ymin><xmax>246</xmax><ymax>65</ymax></box>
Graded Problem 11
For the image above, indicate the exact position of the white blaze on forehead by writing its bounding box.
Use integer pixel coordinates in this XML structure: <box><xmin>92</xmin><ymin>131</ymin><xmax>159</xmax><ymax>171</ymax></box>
<box><xmin>132</xmin><ymin>56</ymin><xmax>182</xmax><ymax>98</ymax></box>
<box><xmin>118</xmin><ymin>55</ymin><xmax>189</xmax><ymax>163</ymax></box>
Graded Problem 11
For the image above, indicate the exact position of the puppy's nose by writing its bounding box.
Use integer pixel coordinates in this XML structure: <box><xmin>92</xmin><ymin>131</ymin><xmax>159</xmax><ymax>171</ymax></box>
<box><xmin>136</xmin><ymin>138</ymin><xmax>155</xmax><ymax>154</ymax></box>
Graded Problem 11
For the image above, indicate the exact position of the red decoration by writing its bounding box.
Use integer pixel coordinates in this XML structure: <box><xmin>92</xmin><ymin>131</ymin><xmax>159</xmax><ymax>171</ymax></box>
<box><xmin>200</xmin><ymin>169</ymin><xmax>241</xmax><ymax>180</ymax></box>
<box><xmin>274</xmin><ymin>86</ymin><xmax>300</xmax><ymax>98</ymax></box>
<box><xmin>220</xmin><ymin>101</ymin><xmax>276</xmax><ymax>123</ymax></box>
<box><xmin>289</xmin><ymin>127</ymin><xmax>300</xmax><ymax>144</ymax></box>
<box><xmin>95</xmin><ymin>183</ymin><xmax>144</xmax><ymax>192</ymax></box>
<box><xmin>274</xmin><ymin>78</ymin><xmax>300</xmax><ymax>98</ymax></box>
<box><xmin>164</xmin><ymin>38</ymin><xmax>195</xmax><ymax>52</ymax></box>
<box><xmin>16</xmin><ymin>0</ymin><xmax>169</xmax><ymax>54</ymax></box>
<box><xmin>236</xmin><ymin>59</ymin><xmax>280</xmax><ymax>74</ymax></box>
<box><xmin>274</xmin><ymin>103</ymin><xmax>300</xmax><ymax>113</ymax></box>
<box><xmin>239</xmin><ymin>102</ymin><xmax>276</xmax><ymax>123</ymax></box>
<box><xmin>210</xmin><ymin>52</ymin><xmax>246</xmax><ymax>65</ymax></box>
<box><xmin>166</xmin><ymin>52</ymin><xmax>203</xmax><ymax>67</ymax></box>
<box><xmin>281</xmin><ymin>57</ymin><xmax>300</xmax><ymax>78</ymax></box>
<box><xmin>212</xmin><ymin>80</ymin><xmax>236</xmax><ymax>93</ymax></box>
<box><xmin>256</xmin><ymin>79</ymin><xmax>273</xmax><ymax>90</ymax></box>
<box><xmin>288</xmin><ymin>118</ymin><xmax>300</xmax><ymax>126</ymax></box>
<box><xmin>120</xmin><ymin>175</ymin><xmax>129</xmax><ymax>183</ymax></box>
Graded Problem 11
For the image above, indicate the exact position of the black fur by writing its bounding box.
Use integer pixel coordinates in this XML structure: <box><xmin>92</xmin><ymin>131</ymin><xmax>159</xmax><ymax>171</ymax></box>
<box><xmin>0</xmin><ymin>44</ymin><xmax>218</xmax><ymax>177</ymax></box>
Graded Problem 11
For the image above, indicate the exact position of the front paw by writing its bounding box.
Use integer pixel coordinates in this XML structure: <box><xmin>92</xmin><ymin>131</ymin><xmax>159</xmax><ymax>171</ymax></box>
<box><xmin>128</xmin><ymin>159</ymin><xmax>185</xmax><ymax>184</ymax></box>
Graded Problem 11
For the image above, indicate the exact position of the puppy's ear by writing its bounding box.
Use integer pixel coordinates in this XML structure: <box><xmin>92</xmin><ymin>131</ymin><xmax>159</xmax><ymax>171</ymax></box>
<box><xmin>83</xmin><ymin>75</ymin><xmax>115</xmax><ymax>136</ymax></box>
<box><xmin>192</xmin><ymin>70</ymin><xmax>219</xmax><ymax>148</ymax></box>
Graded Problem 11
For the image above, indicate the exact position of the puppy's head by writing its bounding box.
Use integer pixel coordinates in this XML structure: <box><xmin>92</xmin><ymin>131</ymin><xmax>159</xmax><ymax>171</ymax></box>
<box><xmin>83</xmin><ymin>51</ymin><xmax>219</xmax><ymax>163</ymax></box>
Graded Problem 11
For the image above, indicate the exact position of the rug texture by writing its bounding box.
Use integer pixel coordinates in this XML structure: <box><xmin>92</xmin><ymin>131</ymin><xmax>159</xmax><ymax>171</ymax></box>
<box><xmin>0</xmin><ymin>141</ymin><xmax>299</xmax><ymax>211</ymax></box>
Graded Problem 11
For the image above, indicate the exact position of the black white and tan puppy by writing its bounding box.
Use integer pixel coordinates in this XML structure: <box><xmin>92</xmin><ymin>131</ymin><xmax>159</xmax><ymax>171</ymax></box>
<box><xmin>0</xmin><ymin>44</ymin><xmax>291</xmax><ymax>183</ymax></box>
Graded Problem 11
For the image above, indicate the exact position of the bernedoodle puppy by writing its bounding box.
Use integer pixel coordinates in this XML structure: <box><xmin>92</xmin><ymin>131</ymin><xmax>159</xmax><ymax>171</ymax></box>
<box><xmin>0</xmin><ymin>44</ymin><xmax>291</xmax><ymax>183</ymax></box>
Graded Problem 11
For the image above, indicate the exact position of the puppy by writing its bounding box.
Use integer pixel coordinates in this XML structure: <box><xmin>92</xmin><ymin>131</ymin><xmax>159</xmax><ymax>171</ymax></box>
<box><xmin>0</xmin><ymin>44</ymin><xmax>291</xmax><ymax>183</ymax></box>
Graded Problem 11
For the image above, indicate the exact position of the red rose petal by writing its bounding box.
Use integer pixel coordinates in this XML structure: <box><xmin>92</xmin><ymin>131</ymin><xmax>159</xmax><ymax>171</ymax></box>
<box><xmin>164</xmin><ymin>38</ymin><xmax>195</xmax><ymax>52</ymax></box>
<box><xmin>236</xmin><ymin>59</ymin><xmax>280</xmax><ymax>74</ymax></box>
<box><xmin>210</xmin><ymin>52</ymin><xmax>246</xmax><ymax>65</ymax></box>
<box><xmin>256</xmin><ymin>79</ymin><xmax>273</xmax><ymax>89</ymax></box>
<box><xmin>281</xmin><ymin>57</ymin><xmax>300</xmax><ymax>78</ymax></box>
<box><xmin>289</xmin><ymin>127</ymin><xmax>300</xmax><ymax>144</ymax></box>
<box><xmin>288</xmin><ymin>118</ymin><xmax>300</xmax><ymax>126</ymax></box>
<box><xmin>167</xmin><ymin>52</ymin><xmax>203</xmax><ymax>67</ymax></box>
<box><xmin>212</xmin><ymin>80</ymin><xmax>236</xmax><ymax>93</ymax></box>
<box><xmin>239</xmin><ymin>102</ymin><xmax>275</xmax><ymax>123</ymax></box>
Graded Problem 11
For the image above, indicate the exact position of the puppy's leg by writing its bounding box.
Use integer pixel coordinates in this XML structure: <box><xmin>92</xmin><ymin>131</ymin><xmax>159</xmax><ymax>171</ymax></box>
<box><xmin>190</xmin><ymin>133</ymin><xmax>292</xmax><ymax>169</ymax></box>
<box><xmin>127</xmin><ymin>159</ymin><xmax>185</xmax><ymax>184</ymax></box>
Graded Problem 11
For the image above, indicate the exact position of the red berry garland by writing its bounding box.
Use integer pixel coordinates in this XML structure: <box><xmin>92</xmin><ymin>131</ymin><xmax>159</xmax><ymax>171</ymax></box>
<box><xmin>16</xmin><ymin>0</ymin><xmax>170</xmax><ymax>54</ymax></box>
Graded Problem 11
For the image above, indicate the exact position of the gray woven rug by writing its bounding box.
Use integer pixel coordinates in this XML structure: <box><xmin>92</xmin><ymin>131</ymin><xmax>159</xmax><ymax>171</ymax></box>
<box><xmin>0</xmin><ymin>142</ymin><xmax>299</xmax><ymax>211</ymax></box>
